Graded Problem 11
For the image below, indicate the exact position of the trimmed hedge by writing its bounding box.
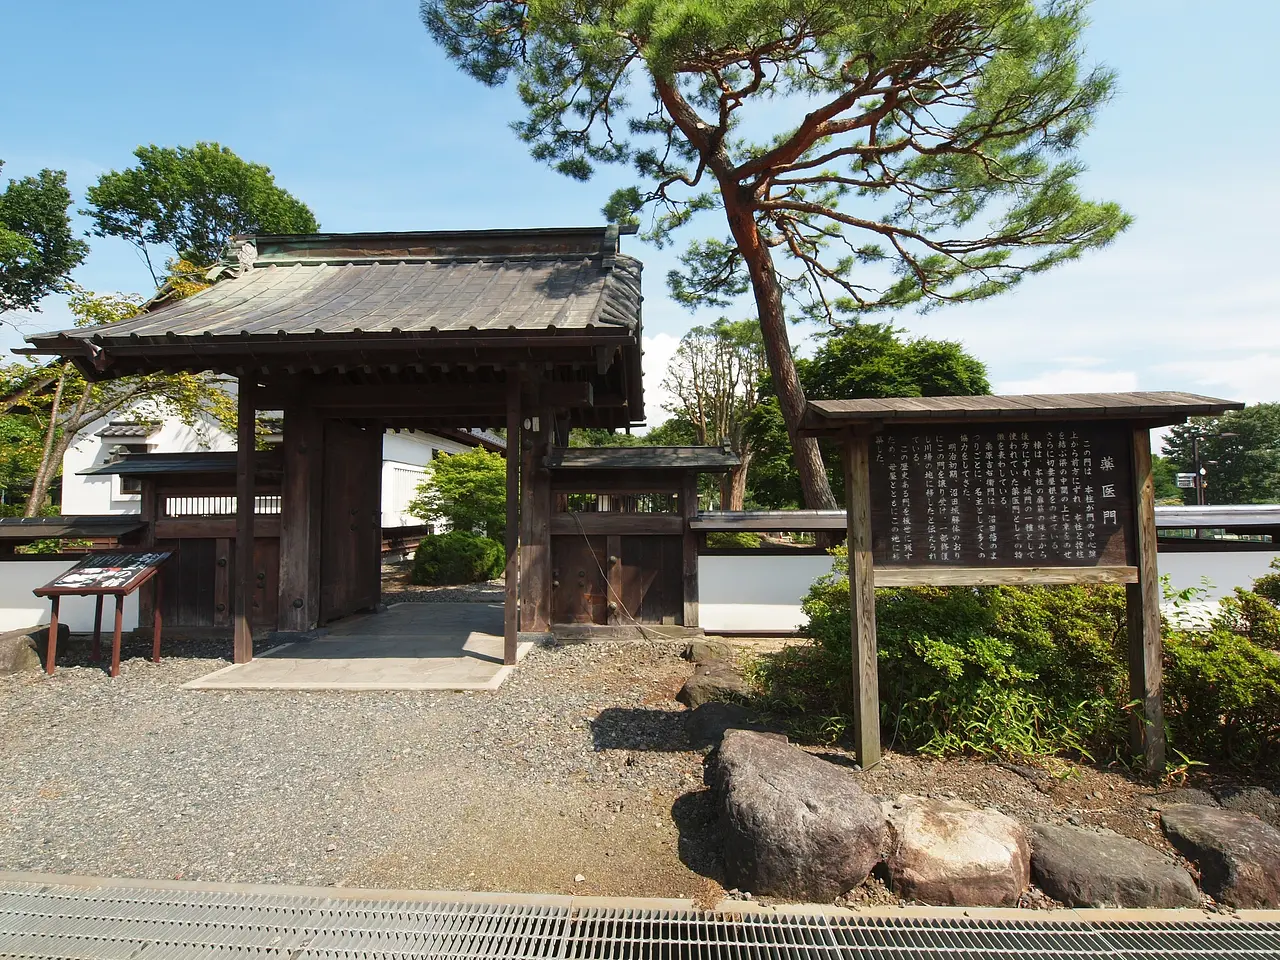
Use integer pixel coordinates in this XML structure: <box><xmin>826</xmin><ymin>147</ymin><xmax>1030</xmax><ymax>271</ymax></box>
<box><xmin>411</xmin><ymin>531</ymin><xmax>505</xmax><ymax>586</ymax></box>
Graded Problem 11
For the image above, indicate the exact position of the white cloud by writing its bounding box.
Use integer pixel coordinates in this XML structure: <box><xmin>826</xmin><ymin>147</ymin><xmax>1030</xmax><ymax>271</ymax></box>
<box><xmin>997</xmin><ymin>368</ymin><xmax>1140</xmax><ymax>395</ymax></box>
<box><xmin>639</xmin><ymin>331</ymin><xmax>681</xmax><ymax>427</ymax></box>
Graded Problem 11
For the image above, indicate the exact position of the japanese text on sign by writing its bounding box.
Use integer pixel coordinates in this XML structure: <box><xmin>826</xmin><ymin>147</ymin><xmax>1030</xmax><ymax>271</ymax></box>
<box><xmin>870</xmin><ymin>423</ymin><xmax>1131</xmax><ymax>566</ymax></box>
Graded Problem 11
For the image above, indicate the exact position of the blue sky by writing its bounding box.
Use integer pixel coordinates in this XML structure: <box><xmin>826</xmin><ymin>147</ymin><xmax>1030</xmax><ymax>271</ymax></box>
<box><xmin>2</xmin><ymin>0</ymin><xmax>1277</xmax><ymax>420</ymax></box>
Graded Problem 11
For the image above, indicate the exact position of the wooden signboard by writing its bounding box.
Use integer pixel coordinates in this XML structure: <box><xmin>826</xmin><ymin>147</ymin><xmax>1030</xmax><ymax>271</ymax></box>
<box><xmin>34</xmin><ymin>550</ymin><xmax>171</xmax><ymax>678</ymax></box>
<box><xmin>36</xmin><ymin>551</ymin><xmax>171</xmax><ymax>596</ymax></box>
<box><xmin>868</xmin><ymin>422</ymin><xmax>1133</xmax><ymax>567</ymax></box>
<box><xmin>800</xmin><ymin>392</ymin><xmax>1248</xmax><ymax>777</ymax></box>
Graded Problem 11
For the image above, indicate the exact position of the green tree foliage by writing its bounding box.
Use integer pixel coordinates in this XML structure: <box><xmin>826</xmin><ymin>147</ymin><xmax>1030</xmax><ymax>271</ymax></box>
<box><xmin>1163</xmin><ymin>404</ymin><xmax>1280</xmax><ymax>504</ymax></box>
<box><xmin>0</xmin><ymin>161</ymin><xmax>88</xmax><ymax>314</ymax></box>
<box><xmin>11</xmin><ymin>287</ymin><xmax>235</xmax><ymax>515</ymax></box>
<box><xmin>1150</xmin><ymin>454</ymin><xmax>1182</xmax><ymax>503</ymax></box>
<box><xmin>411</xmin><ymin>530</ymin><xmax>506</xmax><ymax>585</ymax></box>
<box><xmin>747</xmin><ymin>323</ymin><xmax>991</xmax><ymax>507</ymax></box>
<box><xmin>408</xmin><ymin>447</ymin><xmax>508</xmax><ymax>539</ymax></box>
<box><xmin>83</xmin><ymin>142</ymin><xmax>319</xmax><ymax>284</ymax></box>
<box><xmin>422</xmin><ymin>0</ymin><xmax>1130</xmax><ymax>510</ymax></box>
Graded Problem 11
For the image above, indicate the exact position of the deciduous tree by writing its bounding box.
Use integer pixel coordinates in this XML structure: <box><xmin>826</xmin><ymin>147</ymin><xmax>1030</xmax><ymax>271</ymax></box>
<box><xmin>0</xmin><ymin>161</ymin><xmax>88</xmax><ymax>315</ymax></box>
<box><xmin>661</xmin><ymin>318</ymin><xmax>766</xmax><ymax>508</ymax></box>
<box><xmin>422</xmin><ymin>0</ymin><xmax>1130</xmax><ymax>508</ymax></box>
<box><xmin>408</xmin><ymin>447</ymin><xmax>509</xmax><ymax>539</ymax></box>
<box><xmin>14</xmin><ymin>287</ymin><xmax>235</xmax><ymax>515</ymax></box>
<box><xmin>83</xmin><ymin>142</ymin><xmax>319</xmax><ymax>284</ymax></box>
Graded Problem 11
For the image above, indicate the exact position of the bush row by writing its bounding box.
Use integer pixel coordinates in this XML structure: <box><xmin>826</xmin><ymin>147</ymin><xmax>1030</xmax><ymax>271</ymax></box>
<box><xmin>411</xmin><ymin>530</ymin><xmax>505</xmax><ymax>585</ymax></box>
<box><xmin>745</xmin><ymin>549</ymin><xmax>1280</xmax><ymax>773</ymax></box>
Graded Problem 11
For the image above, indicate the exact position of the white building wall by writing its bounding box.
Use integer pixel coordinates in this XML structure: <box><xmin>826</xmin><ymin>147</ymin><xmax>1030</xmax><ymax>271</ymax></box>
<box><xmin>61</xmin><ymin>413</ymin><xmax>233</xmax><ymax>516</ymax></box>
<box><xmin>59</xmin><ymin>408</ymin><xmax>489</xmax><ymax>528</ymax></box>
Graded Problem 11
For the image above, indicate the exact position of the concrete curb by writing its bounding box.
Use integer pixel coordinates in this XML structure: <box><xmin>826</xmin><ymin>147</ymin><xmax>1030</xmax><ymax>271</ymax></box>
<box><xmin>3</xmin><ymin>871</ymin><xmax>1278</xmax><ymax>924</ymax></box>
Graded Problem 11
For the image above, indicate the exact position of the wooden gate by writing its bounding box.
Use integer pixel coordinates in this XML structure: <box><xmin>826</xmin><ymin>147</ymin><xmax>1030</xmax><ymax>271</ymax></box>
<box><xmin>319</xmin><ymin>420</ymin><xmax>383</xmax><ymax>623</ymax></box>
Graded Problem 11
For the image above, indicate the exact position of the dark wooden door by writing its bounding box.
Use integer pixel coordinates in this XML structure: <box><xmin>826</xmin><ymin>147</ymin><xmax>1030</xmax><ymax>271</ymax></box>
<box><xmin>620</xmin><ymin>535</ymin><xmax>683</xmax><ymax>624</ymax></box>
<box><xmin>551</xmin><ymin>535</ymin><xmax>609</xmax><ymax>624</ymax></box>
<box><xmin>156</xmin><ymin>537</ymin><xmax>278</xmax><ymax>629</ymax></box>
<box><xmin>319</xmin><ymin>420</ymin><xmax>383</xmax><ymax>623</ymax></box>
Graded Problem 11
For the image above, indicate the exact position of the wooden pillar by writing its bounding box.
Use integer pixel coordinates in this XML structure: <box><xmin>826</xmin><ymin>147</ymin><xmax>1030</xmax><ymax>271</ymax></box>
<box><xmin>504</xmin><ymin>373</ymin><xmax>521</xmax><ymax>664</ymax></box>
<box><xmin>843</xmin><ymin>430</ymin><xmax>881</xmax><ymax>768</ymax></box>
<box><xmin>1127</xmin><ymin>426</ymin><xmax>1166</xmax><ymax>775</ymax></box>
<box><xmin>520</xmin><ymin>407</ymin><xmax>552</xmax><ymax>632</ymax></box>
<box><xmin>681</xmin><ymin>470</ymin><xmax>700</xmax><ymax>627</ymax></box>
<box><xmin>233</xmin><ymin>378</ymin><xmax>257</xmax><ymax>664</ymax></box>
<box><xmin>136</xmin><ymin>477</ymin><xmax>159</xmax><ymax>631</ymax></box>
<box><xmin>278</xmin><ymin>401</ymin><xmax>323</xmax><ymax>632</ymax></box>
<box><xmin>44</xmin><ymin>596</ymin><xmax>60</xmax><ymax>675</ymax></box>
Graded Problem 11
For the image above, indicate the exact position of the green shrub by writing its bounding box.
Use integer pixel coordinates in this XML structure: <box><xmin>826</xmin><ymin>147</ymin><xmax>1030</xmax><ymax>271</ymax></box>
<box><xmin>1164</xmin><ymin>628</ymin><xmax>1280</xmax><ymax>770</ymax></box>
<box><xmin>1249</xmin><ymin>557</ymin><xmax>1280</xmax><ymax>607</ymax></box>
<box><xmin>782</xmin><ymin>546</ymin><xmax>1128</xmax><ymax>761</ymax></box>
<box><xmin>753</xmin><ymin>546</ymin><xmax>1280</xmax><ymax>772</ymax></box>
<box><xmin>705</xmin><ymin>531</ymin><xmax>763</xmax><ymax>549</ymax></box>
<box><xmin>411</xmin><ymin>531</ymin><xmax>505</xmax><ymax>585</ymax></box>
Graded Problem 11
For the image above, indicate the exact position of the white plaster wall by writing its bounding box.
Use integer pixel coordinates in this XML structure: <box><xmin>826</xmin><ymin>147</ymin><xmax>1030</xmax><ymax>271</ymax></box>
<box><xmin>61</xmin><ymin>410</ymin><xmax>233</xmax><ymax>516</ymax></box>
<box><xmin>700</xmin><ymin>548</ymin><xmax>1280</xmax><ymax>635</ymax></box>
<box><xmin>699</xmin><ymin>554</ymin><xmax>835</xmax><ymax>633</ymax></box>
<box><xmin>1157</xmin><ymin>550</ymin><xmax>1280</xmax><ymax>600</ymax></box>
<box><xmin>60</xmin><ymin>413</ymin><xmax>483</xmax><ymax>526</ymax></box>
<box><xmin>0</xmin><ymin>559</ymin><xmax>140</xmax><ymax>633</ymax></box>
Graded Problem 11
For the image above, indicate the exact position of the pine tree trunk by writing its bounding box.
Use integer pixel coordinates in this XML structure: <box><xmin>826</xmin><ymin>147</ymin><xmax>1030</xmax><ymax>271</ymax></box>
<box><xmin>722</xmin><ymin>194</ymin><xmax>837</xmax><ymax>509</ymax></box>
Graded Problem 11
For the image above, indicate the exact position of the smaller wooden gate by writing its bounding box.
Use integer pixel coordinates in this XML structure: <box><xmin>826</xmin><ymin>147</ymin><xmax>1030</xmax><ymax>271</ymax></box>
<box><xmin>546</xmin><ymin>447</ymin><xmax>739</xmax><ymax>628</ymax></box>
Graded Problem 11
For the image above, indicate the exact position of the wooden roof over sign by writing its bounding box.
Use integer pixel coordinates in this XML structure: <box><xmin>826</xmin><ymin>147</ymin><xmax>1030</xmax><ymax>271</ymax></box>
<box><xmin>800</xmin><ymin>392</ymin><xmax>1243</xmax><ymax>432</ymax></box>
<box><xmin>21</xmin><ymin>226</ymin><xmax>646</xmax><ymax>429</ymax></box>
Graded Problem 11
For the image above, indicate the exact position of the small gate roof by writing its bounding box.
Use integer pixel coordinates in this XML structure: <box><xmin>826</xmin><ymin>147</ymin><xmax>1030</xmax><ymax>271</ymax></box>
<box><xmin>547</xmin><ymin>446</ymin><xmax>740</xmax><ymax>472</ymax></box>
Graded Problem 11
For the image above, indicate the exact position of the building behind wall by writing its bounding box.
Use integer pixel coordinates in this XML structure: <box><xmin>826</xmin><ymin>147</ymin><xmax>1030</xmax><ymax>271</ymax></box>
<box><xmin>61</xmin><ymin>409</ymin><xmax>503</xmax><ymax>526</ymax></box>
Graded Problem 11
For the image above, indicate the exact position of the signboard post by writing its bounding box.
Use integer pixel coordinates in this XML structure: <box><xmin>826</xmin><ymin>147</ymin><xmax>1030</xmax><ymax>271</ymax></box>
<box><xmin>800</xmin><ymin>392</ymin><xmax>1243</xmax><ymax>776</ymax></box>
<box><xmin>33</xmin><ymin>550</ymin><xmax>172</xmax><ymax>678</ymax></box>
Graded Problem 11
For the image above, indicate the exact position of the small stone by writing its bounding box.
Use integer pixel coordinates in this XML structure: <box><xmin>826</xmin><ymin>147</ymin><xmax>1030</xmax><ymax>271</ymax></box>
<box><xmin>681</xmin><ymin>639</ymin><xmax>733</xmax><ymax>664</ymax></box>
<box><xmin>325</xmin><ymin>843</ymin><xmax>336</xmax><ymax>852</ymax></box>
<box><xmin>1146</xmin><ymin>788</ymin><xmax>1219</xmax><ymax>811</ymax></box>
<box><xmin>677</xmin><ymin>665</ymin><xmax>750</xmax><ymax>708</ymax></box>
<box><xmin>574</xmin><ymin>874</ymin><xmax>586</xmax><ymax>883</ymax></box>
<box><xmin>1161</xmin><ymin>804</ymin><xmax>1280</xmax><ymax>908</ymax></box>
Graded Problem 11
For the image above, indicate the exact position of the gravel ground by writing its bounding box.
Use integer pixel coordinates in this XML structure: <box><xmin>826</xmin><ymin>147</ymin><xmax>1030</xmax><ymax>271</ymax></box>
<box><xmin>380</xmin><ymin>560</ymin><xmax>504</xmax><ymax>604</ymax></box>
<box><xmin>0</xmin><ymin>634</ymin><xmax>715</xmax><ymax>897</ymax></box>
<box><xmin>5</xmin><ymin>625</ymin><xmax>1273</xmax><ymax>904</ymax></box>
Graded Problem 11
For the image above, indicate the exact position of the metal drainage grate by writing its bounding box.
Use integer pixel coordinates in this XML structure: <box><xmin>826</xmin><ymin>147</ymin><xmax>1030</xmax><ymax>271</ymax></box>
<box><xmin>2</xmin><ymin>880</ymin><xmax>1279</xmax><ymax>959</ymax></box>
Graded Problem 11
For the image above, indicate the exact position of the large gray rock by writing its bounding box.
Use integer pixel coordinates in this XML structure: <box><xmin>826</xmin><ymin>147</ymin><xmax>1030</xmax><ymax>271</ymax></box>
<box><xmin>677</xmin><ymin>662</ymin><xmax>750</xmax><ymax>708</ymax></box>
<box><xmin>883</xmin><ymin>795</ymin><xmax>1030</xmax><ymax>906</ymax></box>
<box><xmin>1030</xmin><ymin>823</ymin><xmax>1199</xmax><ymax>908</ymax></box>
<box><xmin>0</xmin><ymin>624</ymin><xmax>63</xmax><ymax>675</ymax></box>
<box><xmin>1213</xmin><ymin>785</ymin><xmax>1280</xmax><ymax>829</ymax></box>
<box><xmin>709</xmin><ymin>729</ymin><xmax>888</xmax><ymax>901</ymax></box>
<box><xmin>1160</xmin><ymin>804</ymin><xmax>1280</xmax><ymax>907</ymax></box>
